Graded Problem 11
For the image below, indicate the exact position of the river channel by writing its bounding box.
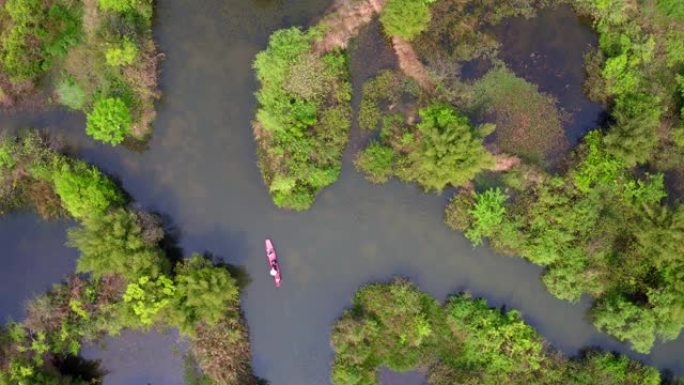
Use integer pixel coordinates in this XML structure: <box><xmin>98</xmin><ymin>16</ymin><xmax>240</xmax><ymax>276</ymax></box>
<box><xmin>1</xmin><ymin>1</ymin><xmax>683</xmax><ymax>384</ymax></box>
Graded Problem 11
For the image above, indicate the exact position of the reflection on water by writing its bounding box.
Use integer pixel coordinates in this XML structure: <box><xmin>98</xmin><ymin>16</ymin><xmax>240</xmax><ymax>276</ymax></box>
<box><xmin>0</xmin><ymin>213</ymin><xmax>77</xmax><ymax>321</ymax></box>
<box><xmin>0</xmin><ymin>2</ymin><xmax>682</xmax><ymax>385</ymax></box>
<box><xmin>81</xmin><ymin>330</ymin><xmax>185</xmax><ymax>385</ymax></box>
<box><xmin>379</xmin><ymin>368</ymin><xmax>427</xmax><ymax>385</ymax></box>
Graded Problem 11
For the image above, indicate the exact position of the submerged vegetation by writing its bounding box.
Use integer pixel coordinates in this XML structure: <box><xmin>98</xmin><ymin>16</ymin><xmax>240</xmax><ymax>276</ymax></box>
<box><xmin>0</xmin><ymin>0</ymin><xmax>160</xmax><ymax>144</ymax></box>
<box><xmin>331</xmin><ymin>280</ymin><xmax>663</xmax><ymax>385</ymax></box>
<box><xmin>0</xmin><ymin>131</ymin><xmax>259</xmax><ymax>385</ymax></box>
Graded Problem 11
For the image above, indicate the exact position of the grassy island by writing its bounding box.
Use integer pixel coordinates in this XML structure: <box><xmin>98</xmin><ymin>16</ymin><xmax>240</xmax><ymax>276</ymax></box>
<box><xmin>253</xmin><ymin>27</ymin><xmax>352</xmax><ymax>210</ymax></box>
<box><xmin>331</xmin><ymin>279</ymin><xmax>663</xmax><ymax>385</ymax></box>
<box><xmin>0</xmin><ymin>131</ymin><xmax>259</xmax><ymax>385</ymax></box>
<box><xmin>0</xmin><ymin>0</ymin><xmax>161</xmax><ymax>145</ymax></box>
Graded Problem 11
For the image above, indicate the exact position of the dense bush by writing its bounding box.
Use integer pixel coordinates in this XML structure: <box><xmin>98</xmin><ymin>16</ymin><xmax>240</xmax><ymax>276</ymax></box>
<box><xmin>331</xmin><ymin>280</ymin><xmax>662</xmax><ymax>385</ymax></box>
<box><xmin>52</xmin><ymin>160</ymin><xmax>124</xmax><ymax>219</ymax></box>
<box><xmin>85</xmin><ymin>97</ymin><xmax>132</xmax><ymax>145</ymax></box>
<box><xmin>253</xmin><ymin>27</ymin><xmax>351</xmax><ymax>210</ymax></box>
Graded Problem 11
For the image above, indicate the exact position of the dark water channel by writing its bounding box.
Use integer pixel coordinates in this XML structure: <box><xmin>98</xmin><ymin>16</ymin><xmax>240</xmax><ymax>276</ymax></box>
<box><xmin>494</xmin><ymin>5</ymin><xmax>606</xmax><ymax>145</ymax></box>
<box><xmin>0</xmin><ymin>2</ymin><xmax>683</xmax><ymax>384</ymax></box>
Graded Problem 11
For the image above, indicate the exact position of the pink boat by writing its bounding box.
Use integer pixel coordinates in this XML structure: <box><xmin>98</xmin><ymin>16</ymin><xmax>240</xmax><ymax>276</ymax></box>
<box><xmin>265</xmin><ymin>239</ymin><xmax>282</xmax><ymax>287</ymax></box>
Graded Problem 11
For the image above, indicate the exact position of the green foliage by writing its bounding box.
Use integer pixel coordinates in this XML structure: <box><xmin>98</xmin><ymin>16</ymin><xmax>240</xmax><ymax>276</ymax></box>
<box><xmin>396</xmin><ymin>104</ymin><xmax>494</xmax><ymax>191</ymax></box>
<box><xmin>465</xmin><ymin>188</ymin><xmax>507</xmax><ymax>246</ymax></box>
<box><xmin>0</xmin><ymin>0</ymin><xmax>48</xmax><ymax>82</ymax></box>
<box><xmin>0</xmin><ymin>0</ymin><xmax>82</xmax><ymax>83</ymax></box>
<box><xmin>592</xmin><ymin>294</ymin><xmax>656</xmax><ymax>354</ymax></box>
<box><xmin>572</xmin><ymin>131</ymin><xmax>622</xmax><ymax>193</ymax></box>
<box><xmin>330</xmin><ymin>280</ymin><xmax>441</xmax><ymax>385</ymax></box>
<box><xmin>331</xmin><ymin>280</ymin><xmax>661</xmax><ymax>385</ymax></box>
<box><xmin>97</xmin><ymin>0</ymin><xmax>152</xmax><ymax>17</ymax></box>
<box><xmin>169</xmin><ymin>255</ymin><xmax>239</xmax><ymax>336</ymax></box>
<box><xmin>85</xmin><ymin>97</ymin><xmax>132</xmax><ymax>145</ymax></box>
<box><xmin>56</xmin><ymin>76</ymin><xmax>86</xmax><ymax>109</ymax></box>
<box><xmin>354</xmin><ymin>142</ymin><xmax>396</xmax><ymax>184</ymax></box>
<box><xmin>123</xmin><ymin>275</ymin><xmax>175</xmax><ymax>326</ymax></box>
<box><xmin>52</xmin><ymin>160</ymin><xmax>124</xmax><ymax>219</ymax></box>
<box><xmin>657</xmin><ymin>0</ymin><xmax>684</xmax><ymax>21</ymax></box>
<box><xmin>445</xmin><ymin>294</ymin><xmax>547</xmax><ymax>382</ymax></box>
<box><xmin>105</xmin><ymin>38</ymin><xmax>138</xmax><ymax>66</ymax></box>
<box><xmin>253</xmin><ymin>27</ymin><xmax>351</xmax><ymax>210</ymax></box>
<box><xmin>380</xmin><ymin>0</ymin><xmax>435</xmax><ymax>40</ymax></box>
<box><xmin>67</xmin><ymin>208</ymin><xmax>168</xmax><ymax>281</ymax></box>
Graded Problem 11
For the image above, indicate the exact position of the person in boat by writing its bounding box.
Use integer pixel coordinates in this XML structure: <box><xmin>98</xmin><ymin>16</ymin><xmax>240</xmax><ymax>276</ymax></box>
<box><xmin>269</xmin><ymin>262</ymin><xmax>278</xmax><ymax>277</ymax></box>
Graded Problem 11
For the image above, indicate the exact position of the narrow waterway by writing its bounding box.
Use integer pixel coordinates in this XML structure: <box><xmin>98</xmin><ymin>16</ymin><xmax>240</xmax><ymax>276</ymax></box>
<box><xmin>0</xmin><ymin>2</ymin><xmax>683</xmax><ymax>385</ymax></box>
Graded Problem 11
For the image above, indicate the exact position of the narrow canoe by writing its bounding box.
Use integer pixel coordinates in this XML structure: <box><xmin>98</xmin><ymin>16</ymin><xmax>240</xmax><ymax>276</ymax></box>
<box><xmin>265</xmin><ymin>239</ymin><xmax>281</xmax><ymax>287</ymax></box>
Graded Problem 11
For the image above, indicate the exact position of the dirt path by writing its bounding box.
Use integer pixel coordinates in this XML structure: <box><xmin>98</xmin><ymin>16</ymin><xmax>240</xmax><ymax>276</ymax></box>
<box><xmin>391</xmin><ymin>36</ymin><xmax>434</xmax><ymax>91</ymax></box>
<box><xmin>313</xmin><ymin>0</ymin><xmax>386</xmax><ymax>53</ymax></box>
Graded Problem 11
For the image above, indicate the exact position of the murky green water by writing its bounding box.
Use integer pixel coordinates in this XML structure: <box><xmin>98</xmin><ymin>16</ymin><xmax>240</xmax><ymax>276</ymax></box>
<box><xmin>1</xmin><ymin>2</ymin><xmax>683</xmax><ymax>385</ymax></box>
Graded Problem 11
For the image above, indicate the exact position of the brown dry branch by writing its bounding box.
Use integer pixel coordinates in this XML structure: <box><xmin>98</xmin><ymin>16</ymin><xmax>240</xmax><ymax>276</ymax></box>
<box><xmin>391</xmin><ymin>36</ymin><xmax>435</xmax><ymax>91</ymax></box>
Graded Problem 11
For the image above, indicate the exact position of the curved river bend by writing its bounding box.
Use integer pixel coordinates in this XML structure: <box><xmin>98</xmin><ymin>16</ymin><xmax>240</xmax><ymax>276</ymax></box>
<box><xmin>1</xmin><ymin>1</ymin><xmax>683</xmax><ymax>384</ymax></box>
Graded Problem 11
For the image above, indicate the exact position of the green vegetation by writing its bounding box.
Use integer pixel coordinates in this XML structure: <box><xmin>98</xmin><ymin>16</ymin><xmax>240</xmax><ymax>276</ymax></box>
<box><xmin>355</xmin><ymin>70</ymin><xmax>494</xmax><ymax>191</ymax></box>
<box><xmin>0</xmin><ymin>131</ymin><xmax>260</xmax><ymax>385</ymax></box>
<box><xmin>0</xmin><ymin>0</ymin><xmax>160</xmax><ymax>144</ymax></box>
<box><xmin>379</xmin><ymin>0</ymin><xmax>436</xmax><ymax>41</ymax></box>
<box><xmin>85</xmin><ymin>97</ymin><xmax>133</xmax><ymax>145</ymax></box>
<box><xmin>331</xmin><ymin>279</ymin><xmax>662</xmax><ymax>385</ymax></box>
<box><xmin>253</xmin><ymin>27</ymin><xmax>351</xmax><ymax>210</ymax></box>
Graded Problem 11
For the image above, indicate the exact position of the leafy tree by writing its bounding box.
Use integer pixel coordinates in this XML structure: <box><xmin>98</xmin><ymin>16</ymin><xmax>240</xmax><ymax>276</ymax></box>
<box><xmin>52</xmin><ymin>160</ymin><xmax>123</xmax><ymax>219</ymax></box>
<box><xmin>169</xmin><ymin>255</ymin><xmax>239</xmax><ymax>335</ymax></box>
<box><xmin>398</xmin><ymin>104</ymin><xmax>494</xmax><ymax>191</ymax></box>
<box><xmin>67</xmin><ymin>208</ymin><xmax>168</xmax><ymax>281</ymax></box>
<box><xmin>85</xmin><ymin>97</ymin><xmax>132</xmax><ymax>145</ymax></box>
<box><xmin>592</xmin><ymin>294</ymin><xmax>656</xmax><ymax>354</ymax></box>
